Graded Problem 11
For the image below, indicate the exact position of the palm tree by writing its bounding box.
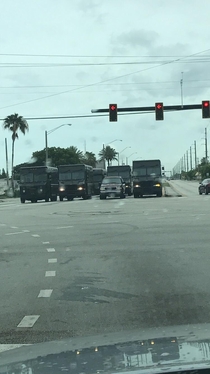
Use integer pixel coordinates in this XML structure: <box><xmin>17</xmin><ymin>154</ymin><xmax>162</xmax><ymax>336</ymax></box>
<box><xmin>83</xmin><ymin>151</ymin><xmax>96</xmax><ymax>167</ymax></box>
<box><xmin>98</xmin><ymin>145</ymin><xmax>118</xmax><ymax>166</ymax></box>
<box><xmin>3</xmin><ymin>113</ymin><xmax>29</xmax><ymax>191</ymax></box>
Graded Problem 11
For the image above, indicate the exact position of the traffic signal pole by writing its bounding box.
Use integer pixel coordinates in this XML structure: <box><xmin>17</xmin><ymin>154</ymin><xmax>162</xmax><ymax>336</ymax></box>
<box><xmin>92</xmin><ymin>103</ymin><xmax>202</xmax><ymax>114</ymax></box>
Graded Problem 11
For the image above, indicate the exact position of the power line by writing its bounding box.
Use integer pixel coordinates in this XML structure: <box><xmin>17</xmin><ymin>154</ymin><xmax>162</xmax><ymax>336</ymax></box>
<box><xmin>0</xmin><ymin>47</ymin><xmax>209</xmax><ymax>111</ymax></box>
<box><xmin>0</xmin><ymin>59</ymin><xmax>209</xmax><ymax>68</ymax></box>
<box><xmin>0</xmin><ymin>111</ymin><xmax>155</xmax><ymax>121</ymax></box>
<box><xmin>0</xmin><ymin>85</ymin><xmax>210</xmax><ymax>95</ymax></box>
<box><xmin>1</xmin><ymin>53</ymin><xmax>210</xmax><ymax>58</ymax></box>
<box><xmin>0</xmin><ymin>79</ymin><xmax>210</xmax><ymax>89</ymax></box>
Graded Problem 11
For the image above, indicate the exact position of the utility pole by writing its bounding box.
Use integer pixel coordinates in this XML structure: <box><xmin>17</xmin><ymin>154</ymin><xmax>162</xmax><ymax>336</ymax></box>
<box><xmin>184</xmin><ymin>154</ymin><xmax>186</xmax><ymax>171</ymax></box>
<box><xmin>194</xmin><ymin>140</ymin><xmax>197</xmax><ymax>169</ymax></box>
<box><xmin>84</xmin><ymin>140</ymin><xmax>86</xmax><ymax>154</ymax></box>
<box><xmin>186</xmin><ymin>150</ymin><xmax>189</xmax><ymax>172</ymax></box>
<box><xmin>190</xmin><ymin>146</ymin><xmax>192</xmax><ymax>170</ymax></box>
<box><xmin>45</xmin><ymin>131</ymin><xmax>48</xmax><ymax>165</ymax></box>
<box><xmin>180</xmin><ymin>72</ymin><xmax>184</xmax><ymax>107</ymax></box>
<box><xmin>5</xmin><ymin>138</ymin><xmax>9</xmax><ymax>187</ymax></box>
<box><xmin>103</xmin><ymin>144</ymin><xmax>105</xmax><ymax>169</ymax></box>
<box><xmin>205</xmin><ymin>127</ymin><xmax>208</xmax><ymax>163</ymax></box>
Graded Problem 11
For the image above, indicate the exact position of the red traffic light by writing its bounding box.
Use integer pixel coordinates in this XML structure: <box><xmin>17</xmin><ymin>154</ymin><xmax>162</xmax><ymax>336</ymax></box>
<box><xmin>155</xmin><ymin>102</ymin><xmax>164</xmax><ymax>120</ymax></box>
<box><xmin>109</xmin><ymin>104</ymin><xmax>118</xmax><ymax>122</ymax></box>
<box><xmin>202</xmin><ymin>100</ymin><xmax>210</xmax><ymax>118</ymax></box>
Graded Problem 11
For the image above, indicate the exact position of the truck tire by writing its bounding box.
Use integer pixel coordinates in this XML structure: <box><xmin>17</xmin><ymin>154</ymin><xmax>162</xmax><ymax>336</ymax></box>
<box><xmin>59</xmin><ymin>196</ymin><xmax>63</xmax><ymax>201</ymax></box>
<box><xmin>134</xmin><ymin>193</ymin><xmax>138</xmax><ymax>198</ymax></box>
<box><xmin>20</xmin><ymin>198</ymin><xmax>25</xmax><ymax>203</ymax></box>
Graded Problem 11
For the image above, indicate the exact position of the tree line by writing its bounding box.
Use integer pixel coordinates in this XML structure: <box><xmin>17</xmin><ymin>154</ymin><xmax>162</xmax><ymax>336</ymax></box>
<box><xmin>2</xmin><ymin>113</ymin><xmax>119</xmax><ymax>190</ymax></box>
<box><xmin>174</xmin><ymin>158</ymin><xmax>210</xmax><ymax>180</ymax></box>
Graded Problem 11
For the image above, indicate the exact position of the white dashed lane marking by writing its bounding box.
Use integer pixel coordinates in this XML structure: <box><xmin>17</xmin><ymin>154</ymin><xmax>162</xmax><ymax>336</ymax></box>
<box><xmin>47</xmin><ymin>248</ymin><xmax>55</xmax><ymax>252</ymax></box>
<box><xmin>45</xmin><ymin>271</ymin><xmax>56</xmax><ymax>277</ymax></box>
<box><xmin>0</xmin><ymin>223</ymin><xmax>6</xmax><ymax>226</ymax></box>
<box><xmin>48</xmin><ymin>258</ymin><xmax>57</xmax><ymax>263</ymax></box>
<box><xmin>17</xmin><ymin>315</ymin><xmax>40</xmax><ymax>328</ymax></box>
<box><xmin>43</xmin><ymin>241</ymin><xmax>50</xmax><ymax>244</ymax></box>
<box><xmin>10</xmin><ymin>226</ymin><xmax>18</xmax><ymax>229</ymax></box>
<box><xmin>32</xmin><ymin>234</ymin><xmax>40</xmax><ymax>237</ymax></box>
<box><xmin>5</xmin><ymin>231</ymin><xmax>25</xmax><ymax>236</ymax></box>
<box><xmin>38</xmin><ymin>289</ymin><xmax>53</xmax><ymax>298</ymax></box>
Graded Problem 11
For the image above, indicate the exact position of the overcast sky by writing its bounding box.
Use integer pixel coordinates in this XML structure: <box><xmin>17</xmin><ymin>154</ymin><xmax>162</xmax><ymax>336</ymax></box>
<box><xmin>0</xmin><ymin>0</ymin><xmax>210</xmax><ymax>172</ymax></box>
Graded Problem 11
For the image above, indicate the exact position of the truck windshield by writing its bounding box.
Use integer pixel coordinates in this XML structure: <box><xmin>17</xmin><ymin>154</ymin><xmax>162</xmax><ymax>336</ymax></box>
<box><xmin>103</xmin><ymin>178</ymin><xmax>121</xmax><ymax>184</ymax></box>
<box><xmin>59</xmin><ymin>170</ymin><xmax>84</xmax><ymax>180</ymax></box>
<box><xmin>20</xmin><ymin>170</ymin><xmax>47</xmax><ymax>183</ymax></box>
<box><xmin>20</xmin><ymin>173</ymin><xmax>33</xmax><ymax>183</ymax></box>
<box><xmin>93</xmin><ymin>175</ymin><xmax>103</xmax><ymax>182</ymax></box>
<box><xmin>133</xmin><ymin>167</ymin><xmax>160</xmax><ymax>176</ymax></box>
<box><xmin>108</xmin><ymin>171</ymin><xmax>129</xmax><ymax>178</ymax></box>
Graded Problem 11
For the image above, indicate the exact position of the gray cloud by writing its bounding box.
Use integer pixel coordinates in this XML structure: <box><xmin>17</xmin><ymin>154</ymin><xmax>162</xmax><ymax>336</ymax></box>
<box><xmin>111</xmin><ymin>29</ymin><xmax>159</xmax><ymax>54</ymax></box>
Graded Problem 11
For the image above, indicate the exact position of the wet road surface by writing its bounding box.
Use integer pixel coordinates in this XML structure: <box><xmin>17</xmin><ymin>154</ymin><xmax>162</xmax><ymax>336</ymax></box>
<box><xmin>0</xmin><ymin>188</ymin><xmax>209</xmax><ymax>344</ymax></box>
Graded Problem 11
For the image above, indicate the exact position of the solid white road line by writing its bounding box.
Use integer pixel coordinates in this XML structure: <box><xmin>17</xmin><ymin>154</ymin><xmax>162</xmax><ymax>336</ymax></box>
<box><xmin>56</xmin><ymin>226</ymin><xmax>73</xmax><ymax>229</ymax></box>
<box><xmin>47</xmin><ymin>248</ymin><xmax>55</xmax><ymax>252</ymax></box>
<box><xmin>45</xmin><ymin>270</ymin><xmax>56</xmax><ymax>277</ymax></box>
<box><xmin>0</xmin><ymin>344</ymin><xmax>31</xmax><ymax>353</ymax></box>
<box><xmin>32</xmin><ymin>234</ymin><xmax>40</xmax><ymax>237</ymax></box>
<box><xmin>38</xmin><ymin>289</ymin><xmax>53</xmax><ymax>298</ymax></box>
<box><xmin>17</xmin><ymin>315</ymin><xmax>40</xmax><ymax>328</ymax></box>
<box><xmin>48</xmin><ymin>258</ymin><xmax>57</xmax><ymax>263</ymax></box>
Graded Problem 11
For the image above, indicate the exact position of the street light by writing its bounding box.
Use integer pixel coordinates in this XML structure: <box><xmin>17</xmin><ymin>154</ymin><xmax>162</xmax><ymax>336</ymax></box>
<box><xmin>102</xmin><ymin>139</ymin><xmax>122</xmax><ymax>169</ymax></box>
<box><xmin>105</xmin><ymin>139</ymin><xmax>122</xmax><ymax>146</ymax></box>
<box><xmin>45</xmin><ymin>124</ymin><xmax>72</xmax><ymax>164</ymax></box>
<box><xmin>126</xmin><ymin>152</ymin><xmax>138</xmax><ymax>165</ymax></box>
<box><xmin>118</xmin><ymin>146</ymin><xmax>131</xmax><ymax>165</ymax></box>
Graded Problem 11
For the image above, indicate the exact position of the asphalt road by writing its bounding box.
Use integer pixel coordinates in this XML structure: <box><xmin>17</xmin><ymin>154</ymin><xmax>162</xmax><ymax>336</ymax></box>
<box><xmin>169</xmin><ymin>179</ymin><xmax>199</xmax><ymax>197</ymax></box>
<box><xmin>0</xmin><ymin>187</ymin><xmax>209</xmax><ymax>345</ymax></box>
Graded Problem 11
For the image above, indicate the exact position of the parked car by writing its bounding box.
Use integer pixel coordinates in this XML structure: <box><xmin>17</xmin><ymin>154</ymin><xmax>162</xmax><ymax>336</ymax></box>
<box><xmin>198</xmin><ymin>178</ymin><xmax>210</xmax><ymax>195</ymax></box>
<box><xmin>100</xmin><ymin>176</ymin><xmax>126</xmax><ymax>200</ymax></box>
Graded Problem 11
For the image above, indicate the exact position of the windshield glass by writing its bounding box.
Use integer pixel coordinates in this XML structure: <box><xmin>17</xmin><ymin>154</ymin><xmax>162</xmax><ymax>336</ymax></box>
<box><xmin>20</xmin><ymin>170</ymin><xmax>47</xmax><ymax>183</ymax></box>
<box><xmin>20</xmin><ymin>172</ymin><xmax>33</xmax><ymax>183</ymax></box>
<box><xmin>108</xmin><ymin>170</ymin><xmax>129</xmax><ymax>178</ymax></box>
<box><xmin>59</xmin><ymin>170</ymin><xmax>84</xmax><ymax>180</ymax></box>
<box><xmin>102</xmin><ymin>178</ymin><xmax>121</xmax><ymax>184</ymax></box>
<box><xmin>93</xmin><ymin>175</ymin><xmax>104</xmax><ymax>182</ymax></box>
<box><xmin>133</xmin><ymin>167</ymin><xmax>160</xmax><ymax>177</ymax></box>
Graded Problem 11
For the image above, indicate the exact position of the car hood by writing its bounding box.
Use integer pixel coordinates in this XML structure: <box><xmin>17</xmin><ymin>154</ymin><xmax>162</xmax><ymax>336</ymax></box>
<box><xmin>1</xmin><ymin>324</ymin><xmax>210</xmax><ymax>373</ymax></box>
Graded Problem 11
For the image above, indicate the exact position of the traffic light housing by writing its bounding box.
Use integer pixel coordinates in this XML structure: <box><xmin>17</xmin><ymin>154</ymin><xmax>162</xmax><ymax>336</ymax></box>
<box><xmin>155</xmin><ymin>102</ymin><xmax>164</xmax><ymax>120</ymax></box>
<box><xmin>202</xmin><ymin>101</ymin><xmax>210</xmax><ymax>118</ymax></box>
<box><xmin>109</xmin><ymin>104</ymin><xmax>118</xmax><ymax>122</ymax></box>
